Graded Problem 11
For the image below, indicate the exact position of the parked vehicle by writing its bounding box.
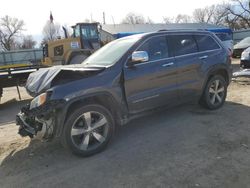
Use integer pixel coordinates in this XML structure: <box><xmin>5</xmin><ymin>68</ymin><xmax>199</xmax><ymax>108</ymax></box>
<box><xmin>16</xmin><ymin>30</ymin><xmax>232</xmax><ymax>157</ymax></box>
<box><xmin>240</xmin><ymin>47</ymin><xmax>250</xmax><ymax>68</ymax></box>
<box><xmin>233</xmin><ymin>37</ymin><xmax>250</xmax><ymax>58</ymax></box>
<box><xmin>0</xmin><ymin>49</ymin><xmax>43</xmax><ymax>100</ymax></box>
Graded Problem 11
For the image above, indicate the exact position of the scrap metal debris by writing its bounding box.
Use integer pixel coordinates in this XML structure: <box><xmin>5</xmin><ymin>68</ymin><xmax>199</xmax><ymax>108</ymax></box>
<box><xmin>233</xmin><ymin>69</ymin><xmax>250</xmax><ymax>78</ymax></box>
<box><xmin>232</xmin><ymin>69</ymin><xmax>250</xmax><ymax>84</ymax></box>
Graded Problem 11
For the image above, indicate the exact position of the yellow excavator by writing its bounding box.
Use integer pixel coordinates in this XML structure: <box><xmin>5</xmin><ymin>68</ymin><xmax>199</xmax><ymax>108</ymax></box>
<box><xmin>42</xmin><ymin>22</ymin><xmax>102</xmax><ymax>66</ymax></box>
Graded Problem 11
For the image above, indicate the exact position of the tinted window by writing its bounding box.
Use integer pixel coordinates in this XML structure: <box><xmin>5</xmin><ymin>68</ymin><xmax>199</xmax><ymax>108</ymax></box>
<box><xmin>215</xmin><ymin>33</ymin><xmax>232</xmax><ymax>41</ymax></box>
<box><xmin>137</xmin><ymin>36</ymin><xmax>170</xmax><ymax>61</ymax></box>
<box><xmin>195</xmin><ymin>35</ymin><xmax>220</xmax><ymax>51</ymax></box>
<box><xmin>173</xmin><ymin>35</ymin><xmax>198</xmax><ymax>56</ymax></box>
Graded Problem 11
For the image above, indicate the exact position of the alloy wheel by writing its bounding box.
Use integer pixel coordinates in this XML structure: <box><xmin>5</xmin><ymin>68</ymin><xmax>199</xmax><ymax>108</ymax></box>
<box><xmin>208</xmin><ymin>79</ymin><xmax>225</xmax><ymax>105</ymax></box>
<box><xmin>70</xmin><ymin>111</ymin><xmax>109</xmax><ymax>151</ymax></box>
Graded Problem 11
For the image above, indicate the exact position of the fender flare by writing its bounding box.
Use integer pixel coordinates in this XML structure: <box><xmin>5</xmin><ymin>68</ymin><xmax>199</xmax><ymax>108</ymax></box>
<box><xmin>55</xmin><ymin>91</ymin><xmax>125</xmax><ymax>137</ymax></box>
<box><xmin>201</xmin><ymin>64</ymin><xmax>231</xmax><ymax>92</ymax></box>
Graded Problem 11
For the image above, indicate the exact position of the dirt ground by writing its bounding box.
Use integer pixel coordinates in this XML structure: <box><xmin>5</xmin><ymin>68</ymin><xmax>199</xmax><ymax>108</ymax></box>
<box><xmin>1</xmin><ymin>60</ymin><xmax>250</xmax><ymax>188</ymax></box>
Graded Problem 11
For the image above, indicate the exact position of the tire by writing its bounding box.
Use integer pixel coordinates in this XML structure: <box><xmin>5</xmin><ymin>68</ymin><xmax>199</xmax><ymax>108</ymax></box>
<box><xmin>69</xmin><ymin>54</ymin><xmax>88</xmax><ymax>64</ymax></box>
<box><xmin>199</xmin><ymin>75</ymin><xmax>227</xmax><ymax>110</ymax></box>
<box><xmin>61</xmin><ymin>104</ymin><xmax>115</xmax><ymax>157</ymax></box>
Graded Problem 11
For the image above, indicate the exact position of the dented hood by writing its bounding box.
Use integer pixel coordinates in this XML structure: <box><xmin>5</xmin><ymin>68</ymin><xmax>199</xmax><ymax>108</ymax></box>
<box><xmin>26</xmin><ymin>64</ymin><xmax>104</xmax><ymax>97</ymax></box>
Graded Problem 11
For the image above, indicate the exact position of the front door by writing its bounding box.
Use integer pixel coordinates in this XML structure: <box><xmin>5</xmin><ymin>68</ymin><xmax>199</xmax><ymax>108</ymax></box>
<box><xmin>123</xmin><ymin>35</ymin><xmax>178</xmax><ymax>113</ymax></box>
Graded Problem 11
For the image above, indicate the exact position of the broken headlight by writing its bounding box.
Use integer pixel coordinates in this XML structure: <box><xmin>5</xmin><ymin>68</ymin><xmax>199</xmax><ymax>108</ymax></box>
<box><xmin>29</xmin><ymin>93</ymin><xmax>47</xmax><ymax>110</ymax></box>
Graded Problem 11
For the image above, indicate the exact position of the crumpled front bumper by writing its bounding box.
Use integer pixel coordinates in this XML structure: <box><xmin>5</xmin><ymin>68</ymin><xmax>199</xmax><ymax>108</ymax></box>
<box><xmin>16</xmin><ymin>100</ymin><xmax>64</xmax><ymax>140</ymax></box>
<box><xmin>16</xmin><ymin>112</ymin><xmax>37</xmax><ymax>138</ymax></box>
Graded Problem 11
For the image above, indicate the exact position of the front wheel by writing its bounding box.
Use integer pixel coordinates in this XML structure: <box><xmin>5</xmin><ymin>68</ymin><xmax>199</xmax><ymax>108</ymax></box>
<box><xmin>200</xmin><ymin>75</ymin><xmax>227</xmax><ymax>110</ymax></box>
<box><xmin>61</xmin><ymin>104</ymin><xmax>115</xmax><ymax>157</ymax></box>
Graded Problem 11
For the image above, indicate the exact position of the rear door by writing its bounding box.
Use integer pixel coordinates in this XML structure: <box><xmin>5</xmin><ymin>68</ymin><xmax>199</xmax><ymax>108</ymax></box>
<box><xmin>170</xmin><ymin>34</ymin><xmax>202</xmax><ymax>101</ymax></box>
<box><xmin>123</xmin><ymin>35</ymin><xmax>178</xmax><ymax>113</ymax></box>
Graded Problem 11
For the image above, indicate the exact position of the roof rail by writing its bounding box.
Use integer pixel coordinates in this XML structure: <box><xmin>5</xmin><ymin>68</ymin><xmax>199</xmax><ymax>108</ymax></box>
<box><xmin>158</xmin><ymin>29</ymin><xmax>168</xmax><ymax>32</ymax></box>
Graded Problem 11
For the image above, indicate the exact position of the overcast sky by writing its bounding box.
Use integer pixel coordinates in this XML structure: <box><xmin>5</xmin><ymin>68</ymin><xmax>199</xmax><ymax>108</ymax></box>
<box><xmin>0</xmin><ymin>0</ymin><xmax>226</xmax><ymax>39</ymax></box>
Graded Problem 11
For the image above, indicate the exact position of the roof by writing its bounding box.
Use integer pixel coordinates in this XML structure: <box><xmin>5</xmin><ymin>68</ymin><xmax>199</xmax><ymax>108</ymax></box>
<box><xmin>101</xmin><ymin>23</ymin><xmax>229</xmax><ymax>34</ymax></box>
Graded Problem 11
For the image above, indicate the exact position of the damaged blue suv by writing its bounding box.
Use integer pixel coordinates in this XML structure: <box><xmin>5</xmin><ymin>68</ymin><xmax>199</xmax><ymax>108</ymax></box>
<box><xmin>16</xmin><ymin>31</ymin><xmax>232</xmax><ymax>157</ymax></box>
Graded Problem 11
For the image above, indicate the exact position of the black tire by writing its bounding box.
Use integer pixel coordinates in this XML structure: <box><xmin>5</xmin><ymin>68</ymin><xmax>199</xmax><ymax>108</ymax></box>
<box><xmin>69</xmin><ymin>54</ymin><xmax>88</xmax><ymax>64</ymax></box>
<box><xmin>61</xmin><ymin>104</ymin><xmax>115</xmax><ymax>157</ymax></box>
<box><xmin>200</xmin><ymin>75</ymin><xmax>227</xmax><ymax>110</ymax></box>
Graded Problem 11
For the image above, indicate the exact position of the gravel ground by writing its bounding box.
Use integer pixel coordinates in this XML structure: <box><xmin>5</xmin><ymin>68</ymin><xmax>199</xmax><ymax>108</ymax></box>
<box><xmin>1</xmin><ymin>59</ymin><xmax>250</xmax><ymax>188</ymax></box>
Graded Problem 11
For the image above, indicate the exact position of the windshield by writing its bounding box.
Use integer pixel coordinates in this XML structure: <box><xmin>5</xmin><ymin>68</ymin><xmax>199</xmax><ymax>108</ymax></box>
<box><xmin>82</xmin><ymin>36</ymin><xmax>141</xmax><ymax>67</ymax></box>
<box><xmin>81</xmin><ymin>25</ymin><xmax>98</xmax><ymax>39</ymax></box>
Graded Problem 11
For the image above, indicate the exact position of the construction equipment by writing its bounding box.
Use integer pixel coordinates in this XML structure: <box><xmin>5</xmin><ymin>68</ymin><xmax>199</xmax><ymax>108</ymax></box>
<box><xmin>42</xmin><ymin>22</ymin><xmax>102</xmax><ymax>66</ymax></box>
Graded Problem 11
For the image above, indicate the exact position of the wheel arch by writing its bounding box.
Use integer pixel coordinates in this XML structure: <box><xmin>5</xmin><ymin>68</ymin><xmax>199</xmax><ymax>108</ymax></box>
<box><xmin>207</xmin><ymin>68</ymin><xmax>229</xmax><ymax>85</ymax></box>
<box><xmin>203</xmin><ymin>64</ymin><xmax>230</xmax><ymax>90</ymax></box>
<box><xmin>56</xmin><ymin>92</ymin><xmax>123</xmax><ymax>137</ymax></box>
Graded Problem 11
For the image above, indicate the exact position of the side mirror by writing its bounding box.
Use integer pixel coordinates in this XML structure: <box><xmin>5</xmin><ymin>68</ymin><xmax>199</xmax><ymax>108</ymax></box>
<box><xmin>131</xmin><ymin>51</ymin><xmax>149</xmax><ymax>64</ymax></box>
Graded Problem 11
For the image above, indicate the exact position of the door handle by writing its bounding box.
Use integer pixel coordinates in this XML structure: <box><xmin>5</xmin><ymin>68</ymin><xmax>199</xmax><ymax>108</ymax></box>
<box><xmin>199</xmin><ymin>55</ymin><xmax>208</xmax><ymax>60</ymax></box>
<box><xmin>162</xmin><ymin>62</ymin><xmax>174</xmax><ymax>67</ymax></box>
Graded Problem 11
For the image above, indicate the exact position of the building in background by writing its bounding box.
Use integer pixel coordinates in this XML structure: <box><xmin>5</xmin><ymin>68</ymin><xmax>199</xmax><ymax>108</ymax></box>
<box><xmin>233</xmin><ymin>29</ymin><xmax>250</xmax><ymax>44</ymax></box>
<box><xmin>100</xmin><ymin>23</ymin><xmax>231</xmax><ymax>43</ymax></box>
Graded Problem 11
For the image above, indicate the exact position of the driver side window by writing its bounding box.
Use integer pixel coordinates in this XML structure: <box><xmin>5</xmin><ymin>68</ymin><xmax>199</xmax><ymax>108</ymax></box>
<box><xmin>137</xmin><ymin>36</ymin><xmax>169</xmax><ymax>61</ymax></box>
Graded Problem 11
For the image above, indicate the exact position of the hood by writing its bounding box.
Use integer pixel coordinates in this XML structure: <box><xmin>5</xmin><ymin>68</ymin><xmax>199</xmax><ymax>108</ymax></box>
<box><xmin>234</xmin><ymin>43</ymin><xmax>250</xmax><ymax>50</ymax></box>
<box><xmin>26</xmin><ymin>64</ymin><xmax>105</xmax><ymax>97</ymax></box>
<box><xmin>234</xmin><ymin>37</ymin><xmax>250</xmax><ymax>50</ymax></box>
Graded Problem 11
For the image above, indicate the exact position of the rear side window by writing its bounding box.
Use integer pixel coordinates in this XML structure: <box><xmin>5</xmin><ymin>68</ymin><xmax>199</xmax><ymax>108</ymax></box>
<box><xmin>215</xmin><ymin>33</ymin><xmax>232</xmax><ymax>41</ymax></box>
<box><xmin>173</xmin><ymin>35</ymin><xmax>198</xmax><ymax>56</ymax></box>
<box><xmin>137</xmin><ymin>36</ymin><xmax>170</xmax><ymax>61</ymax></box>
<box><xmin>195</xmin><ymin>35</ymin><xmax>220</xmax><ymax>52</ymax></box>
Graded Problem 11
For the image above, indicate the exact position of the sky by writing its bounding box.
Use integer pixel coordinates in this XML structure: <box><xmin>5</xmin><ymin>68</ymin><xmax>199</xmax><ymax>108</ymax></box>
<box><xmin>0</xmin><ymin>0</ymin><xmax>226</xmax><ymax>42</ymax></box>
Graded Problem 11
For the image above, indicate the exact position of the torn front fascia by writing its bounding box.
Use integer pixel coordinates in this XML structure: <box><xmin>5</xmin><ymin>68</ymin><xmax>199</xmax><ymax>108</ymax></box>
<box><xmin>21</xmin><ymin>99</ymin><xmax>65</xmax><ymax>118</ymax></box>
<box><xmin>18</xmin><ymin>100</ymin><xmax>65</xmax><ymax>138</ymax></box>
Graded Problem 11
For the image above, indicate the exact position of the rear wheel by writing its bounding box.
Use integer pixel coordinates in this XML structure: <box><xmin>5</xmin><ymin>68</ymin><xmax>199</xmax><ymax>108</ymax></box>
<box><xmin>61</xmin><ymin>104</ymin><xmax>115</xmax><ymax>157</ymax></box>
<box><xmin>200</xmin><ymin>75</ymin><xmax>227</xmax><ymax>110</ymax></box>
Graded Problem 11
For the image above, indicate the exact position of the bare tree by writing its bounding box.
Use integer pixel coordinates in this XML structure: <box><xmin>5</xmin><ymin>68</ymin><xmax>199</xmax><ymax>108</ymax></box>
<box><xmin>225</xmin><ymin>0</ymin><xmax>250</xmax><ymax>29</ymax></box>
<box><xmin>0</xmin><ymin>15</ymin><xmax>25</xmax><ymax>51</ymax></box>
<box><xmin>193</xmin><ymin>6</ymin><xmax>215</xmax><ymax>23</ymax></box>
<box><xmin>193</xmin><ymin>4</ymin><xmax>230</xmax><ymax>26</ymax></box>
<box><xmin>121</xmin><ymin>12</ymin><xmax>146</xmax><ymax>24</ymax></box>
<box><xmin>212</xmin><ymin>4</ymin><xmax>230</xmax><ymax>25</ymax></box>
<box><xmin>163</xmin><ymin>17</ymin><xmax>174</xmax><ymax>24</ymax></box>
<box><xmin>42</xmin><ymin>21</ymin><xmax>61</xmax><ymax>42</ymax></box>
<box><xmin>175</xmin><ymin>14</ymin><xmax>191</xmax><ymax>23</ymax></box>
<box><xmin>163</xmin><ymin>14</ymin><xmax>191</xmax><ymax>24</ymax></box>
<box><xmin>19</xmin><ymin>35</ymin><xmax>36</xmax><ymax>49</ymax></box>
<box><xmin>146</xmin><ymin>17</ymin><xmax>154</xmax><ymax>24</ymax></box>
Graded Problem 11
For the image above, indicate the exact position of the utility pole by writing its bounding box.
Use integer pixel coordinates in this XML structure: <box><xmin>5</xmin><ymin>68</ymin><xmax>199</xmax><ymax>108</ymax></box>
<box><xmin>103</xmin><ymin>12</ymin><xmax>106</xmax><ymax>25</ymax></box>
<box><xmin>90</xmin><ymin>13</ymin><xmax>93</xmax><ymax>22</ymax></box>
<box><xmin>112</xmin><ymin>16</ymin><xmax>115</xmax><ymax>25</ymax></box>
